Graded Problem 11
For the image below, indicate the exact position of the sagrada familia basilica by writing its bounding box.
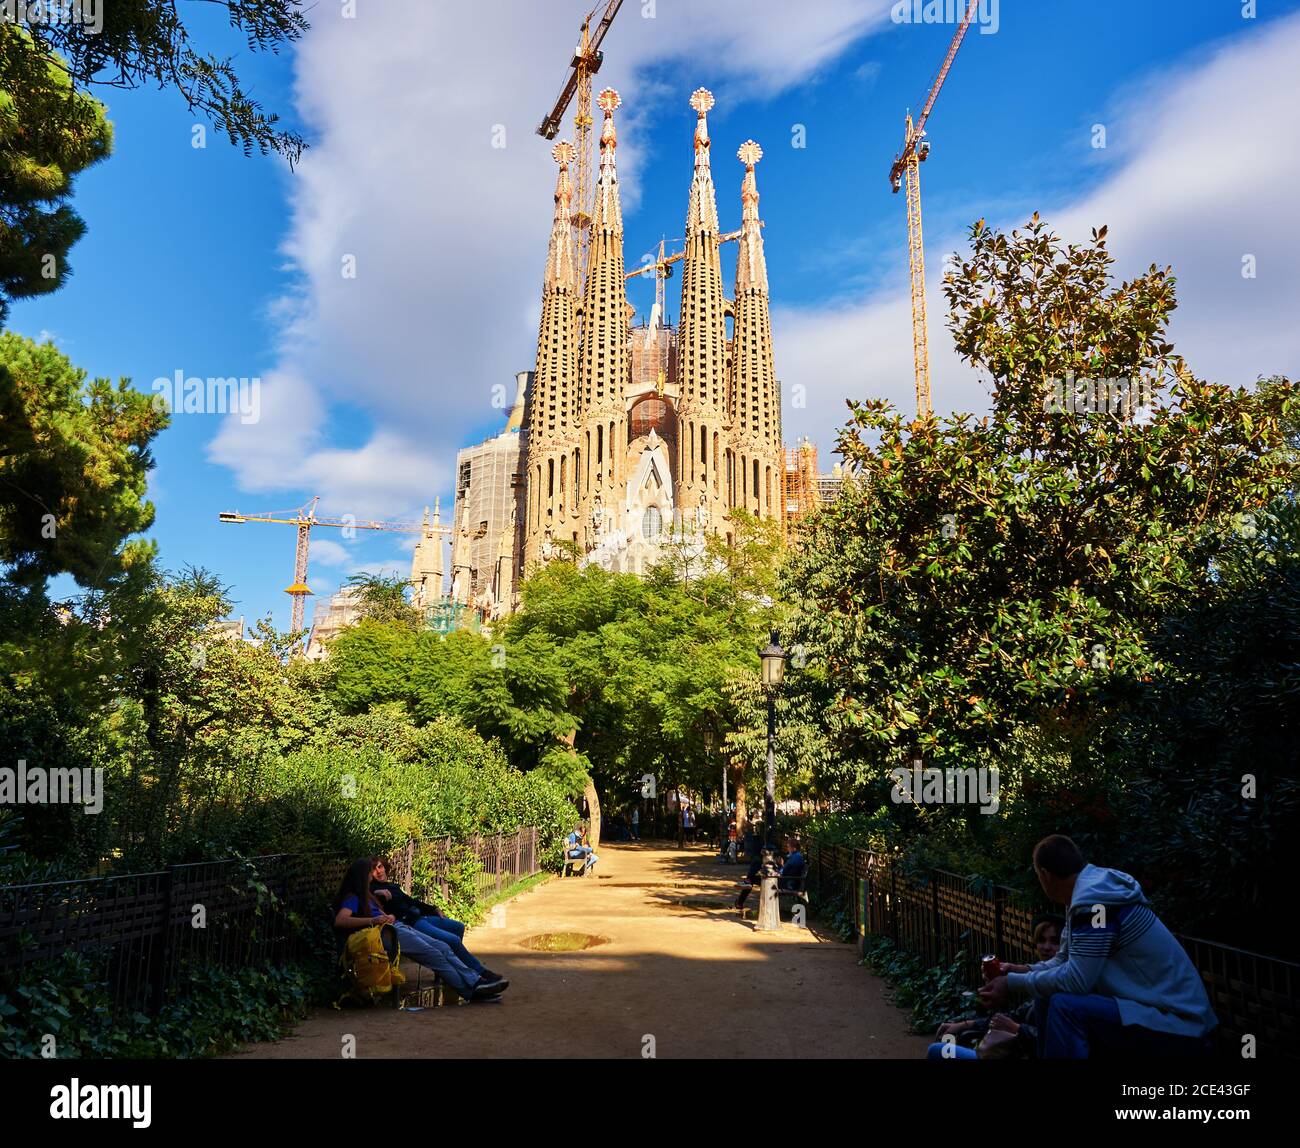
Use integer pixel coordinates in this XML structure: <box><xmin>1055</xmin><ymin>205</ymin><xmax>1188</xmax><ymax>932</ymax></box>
<box><xmin>446</xmin><ymin>86</ymin><xmax>783</xmax><ymax>619</ymax></box>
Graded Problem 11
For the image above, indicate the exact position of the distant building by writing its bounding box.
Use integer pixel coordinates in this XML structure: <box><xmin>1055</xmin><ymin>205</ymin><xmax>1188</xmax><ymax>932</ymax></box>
<box><xmin>782</xmin><ymin>438</ymin><xmax>845</xmax><ymax>540</ymax></box>
<box><xmin>409</xmin><ymin>502</ymin><xmax>447</xmax><ymax>612</ymax></box>
<box><xmin>448</xmin><ymin>373</ymin><xmax>528</xmax><ymax>620</ymax></box>
<box><xmin>304</xmin><ymin>587</ymin><xmax>364</xmax><ymax>661</ymax></box>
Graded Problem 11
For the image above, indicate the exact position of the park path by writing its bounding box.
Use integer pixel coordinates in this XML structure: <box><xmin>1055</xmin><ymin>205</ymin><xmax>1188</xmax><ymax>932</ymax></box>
<box><xmin>233</xmin><ymin>841</ymin><xmax>928</xmax><ymax>1060</ymax></box>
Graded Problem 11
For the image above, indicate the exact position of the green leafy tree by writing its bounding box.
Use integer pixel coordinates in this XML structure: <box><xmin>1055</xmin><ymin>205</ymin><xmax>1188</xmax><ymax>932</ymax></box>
<box><xmin>0</xmin><ymin>27</ymin><xmax>112</xmax><ymax>322</ymax></box>
<box><xmin>784</xmin><ymin>217</ymin><xmax>1296</xmax><ymax>790</ymax></box>
<box><xmin>345</xmin><ymin>572</ymin><xmax>421</xmax><ymax>630</ymax></box>
<box><xmin>0</xmin><ymin>331</ymin><xmax>165</xmax><ymax>588</ymax></box>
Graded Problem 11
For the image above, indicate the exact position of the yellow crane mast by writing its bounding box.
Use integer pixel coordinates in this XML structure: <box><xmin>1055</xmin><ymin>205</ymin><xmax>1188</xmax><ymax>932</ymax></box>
<box><xmin>536</xmin><ymin>0</ymin><xmax>625</xmax><ymax>303</ymax></box>
<box><xmin>888</xmin><ymin>0</ymin><xmax>979</xmax><ymax>419</ymax></box>
<box><xmin>218</xmin><ymin>497</ymin><xmax>450</xmax><ymax>645</ymax></box>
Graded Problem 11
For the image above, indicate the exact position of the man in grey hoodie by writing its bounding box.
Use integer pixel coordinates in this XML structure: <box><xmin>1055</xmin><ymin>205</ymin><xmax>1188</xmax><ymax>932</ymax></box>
<box><xmin>979</xmin><ymin>835</ymin><xmax>1217</xmax><ymax>1058</ymax></box>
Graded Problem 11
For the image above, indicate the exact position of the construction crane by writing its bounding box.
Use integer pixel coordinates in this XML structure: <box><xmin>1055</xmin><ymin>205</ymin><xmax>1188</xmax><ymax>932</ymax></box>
<box><xmin>536</xmin><ymin>0</ymin><xmax>624</xmax><ymax>294</ymax></box>
<box><xmin>218</xmin><ymin>497</ymin><xmax>450</xmax><ymax>643</ymax></box>
<box><xmin>624</xmin><ymin>230</ymin><xmax>746</xmax><ymax>390</ymax></box>
<box><xmin>888</xmin><ymin>0</ymin><xmax>979</xmax><ymax>419</ymax></box>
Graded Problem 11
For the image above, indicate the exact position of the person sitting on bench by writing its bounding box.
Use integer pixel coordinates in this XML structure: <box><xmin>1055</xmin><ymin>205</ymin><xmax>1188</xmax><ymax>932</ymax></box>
<box><xmin>333</xmin><ymin>856</ymin><xmax>507</xmax><ymax>1002</ymax></box>
<box><xmin>370</xmin><ymin>858</ymin><xmax>505</xmax><ymax>988</ymax></box>
<box><xmin>566</xmin><ymin>824</ymin><xmax>598</xmax><ymax>872</ymax></box>
<box><xmin>978</xmin><ymin>835</ymin><xmax>1216</xmax><ymax>1058</ymax></box>
<box><xmin>735</xmin><ymin>831</ymin><xmax>804</xmax><ymax>912</ymax></box>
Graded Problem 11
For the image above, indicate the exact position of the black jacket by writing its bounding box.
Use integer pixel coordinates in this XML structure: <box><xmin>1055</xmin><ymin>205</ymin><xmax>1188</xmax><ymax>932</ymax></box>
<box><xmin>372</xmin><ymin>881</ymin><xmax>442</xmax><ymax>926</ymax></box>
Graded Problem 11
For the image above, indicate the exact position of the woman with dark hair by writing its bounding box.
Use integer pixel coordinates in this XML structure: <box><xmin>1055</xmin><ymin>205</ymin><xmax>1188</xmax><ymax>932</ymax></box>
<box><xmin>333</xmin><ymin>857</ymin><xmax>507</xmax><ymax>1002</ymax></box>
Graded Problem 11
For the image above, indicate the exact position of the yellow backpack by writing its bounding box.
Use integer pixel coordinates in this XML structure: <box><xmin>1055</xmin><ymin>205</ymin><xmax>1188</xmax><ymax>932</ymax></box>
<box><xmin>337</xmin><ymin>924</ymin><xmax>405</xmax><ymax>1007</ymax></box>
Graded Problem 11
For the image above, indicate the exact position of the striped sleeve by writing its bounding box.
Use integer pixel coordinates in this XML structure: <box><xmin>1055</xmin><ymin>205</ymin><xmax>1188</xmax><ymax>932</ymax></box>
<box><xmin>1007</xmin><ymin>907</ymin><xmax>1118</xmax><ymax>999</ymax></box>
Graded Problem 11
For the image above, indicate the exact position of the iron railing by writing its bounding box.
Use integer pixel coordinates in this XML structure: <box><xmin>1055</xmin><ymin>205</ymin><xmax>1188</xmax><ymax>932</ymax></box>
<box><xmin>0</xmin><ymin>827</ymin><xmax>543</xmax><ymax>1019</ymax></box>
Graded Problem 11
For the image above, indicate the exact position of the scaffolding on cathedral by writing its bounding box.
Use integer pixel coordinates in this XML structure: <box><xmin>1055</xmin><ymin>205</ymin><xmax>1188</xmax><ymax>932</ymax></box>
<box><xmin>781</xmin><ymin>438</ymin><xmax>821</xmax><ymax>542</ymax></box>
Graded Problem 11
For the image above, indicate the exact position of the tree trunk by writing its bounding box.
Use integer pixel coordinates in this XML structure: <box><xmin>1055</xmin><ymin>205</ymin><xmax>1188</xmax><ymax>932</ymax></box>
<box><xmin>560</xmin><ymin>724</ymin><xmax>600</xmax><ymax>848</ymax></box>
<box><xmin>734</xmin><ymin>770</ymin><xmax>748</xmax><ymax>831</ymax></box>
<box><xmin>583</xmin><ymin>774</ymin><xmax>602</xmax><ymax>849</ymax></box>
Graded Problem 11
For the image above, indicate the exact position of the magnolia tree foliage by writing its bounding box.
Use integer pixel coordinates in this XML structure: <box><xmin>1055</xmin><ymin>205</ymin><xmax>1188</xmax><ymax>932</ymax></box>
<box><xmin>782</xmin><ymin>217</ymin><xmax>1296</xmax><ymax>784</ymax></box>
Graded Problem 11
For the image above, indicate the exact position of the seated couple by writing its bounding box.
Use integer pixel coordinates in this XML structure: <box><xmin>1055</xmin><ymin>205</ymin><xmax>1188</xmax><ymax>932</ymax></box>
<box><xmin>333</xmin><ymin>856</ymin><xmax>510</xmax><ymax>1002</ymax></box>
<box><xmin>938</xmin><ymin>835</ymin><xmax>1217</xmax><ymax>1059</ymax></box>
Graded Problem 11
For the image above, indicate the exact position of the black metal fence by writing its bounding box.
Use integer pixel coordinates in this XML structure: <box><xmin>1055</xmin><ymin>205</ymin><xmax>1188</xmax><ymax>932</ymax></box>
<box><xmin>0</xmin><ymin>827</ymin><xmax>544</xmax><ymax>1019</ymax></box>
<box><xmin>806</xmin><ymin>838</ymin><xmax>1300</xmax><ymax>1058</ymax></box>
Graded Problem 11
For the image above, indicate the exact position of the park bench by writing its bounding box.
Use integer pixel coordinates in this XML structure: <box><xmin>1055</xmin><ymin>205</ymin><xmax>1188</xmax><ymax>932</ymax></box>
<box><xmin>776</xmin><ymin>874</ymin><xmax>810</xmax><ymax>916</ymax></box>
<box><xmin>563</xmin><ymin>851</ymin><xmax>592</xmax><ymax>877</ymax></box>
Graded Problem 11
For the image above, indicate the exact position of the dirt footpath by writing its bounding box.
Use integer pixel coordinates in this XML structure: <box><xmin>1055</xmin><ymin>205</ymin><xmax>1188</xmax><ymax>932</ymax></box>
<box><xmin>233</xmin><ymin>842</ymin><xmax>928</xmax><ymax>1060</ymax></box>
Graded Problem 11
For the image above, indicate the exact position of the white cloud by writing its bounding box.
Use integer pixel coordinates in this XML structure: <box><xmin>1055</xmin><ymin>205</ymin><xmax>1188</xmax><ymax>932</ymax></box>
<box><xmin>776</xmin><ymin>13</ymin><xmax>1300</xmax><ymax>459</ymax></box>
<box><xmin>308</xmin><ymin>537</ymin><xmax>353</xmax><ymax>568</ymax></box>
<box><xmin>208</xmin><ymin>0</ymin><xmax>893</xmax><ymax>516</ymax></box>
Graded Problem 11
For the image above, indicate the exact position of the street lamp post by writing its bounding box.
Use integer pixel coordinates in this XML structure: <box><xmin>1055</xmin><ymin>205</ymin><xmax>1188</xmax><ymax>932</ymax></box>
<box><xmin>757</xmin><ymin>632</ymin><xmax>786</xmax><ymax>932</ymax></box>
<box><xmin>758</xmin><ymin>632</ymin><xmax>786</xmax><ymax>829</ymax></box>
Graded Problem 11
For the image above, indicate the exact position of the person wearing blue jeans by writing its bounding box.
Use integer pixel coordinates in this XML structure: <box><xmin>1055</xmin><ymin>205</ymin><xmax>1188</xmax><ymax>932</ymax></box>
<box><xmin>1031</xmin><ymin>994</ymin><xmax>1216</xmax><ymax>1059</ymax></box>
<box><xmin>566</xmin><ymin>826</ymin><xmax>598</xmax><ymax>871</ymax></box>
<box><xmin>332</xmin><ymin>857</ymin><xmax>508</xmax><ymax>1002</ymax></box>
<box><xmin>410</xmin><ymin>915</ymin><xmax>489</xmax><ymax>979</ymax></box>
<box><xmin>979</xmin><ymin>835</ymin><xmax>1216</xmax><ymax>1058</ymax></box>
<box><xmin>370</xmin><ymin>858</ymin><xmax>506</xmax><ymax>988</ymax></box>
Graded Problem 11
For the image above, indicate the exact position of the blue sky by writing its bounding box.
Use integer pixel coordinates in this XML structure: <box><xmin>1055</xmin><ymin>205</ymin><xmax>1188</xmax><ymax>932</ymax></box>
<box><xmin>11</xmin><ymin>0</ymin><xmax>1300</xmax><ymax>630</ymax></box>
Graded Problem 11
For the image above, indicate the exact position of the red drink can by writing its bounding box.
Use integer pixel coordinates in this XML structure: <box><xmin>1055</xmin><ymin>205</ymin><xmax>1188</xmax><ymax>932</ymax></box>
<box><xmin>981</xmin><ymin>954</ymin><xmax>1002</xmax><ymax>980</ymax></box>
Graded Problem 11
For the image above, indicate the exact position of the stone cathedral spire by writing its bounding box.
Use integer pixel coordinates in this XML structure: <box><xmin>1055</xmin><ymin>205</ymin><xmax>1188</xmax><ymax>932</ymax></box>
<box><xmin>523</xmin><ymin>140</ymin><xmax>580</xmax><ymax>572</ymax></box>
<box><xmin>730</xmin><ymin>140</ymin><xmax>781</xmax><ymax>519</ymax></box>
<box><xmin>576</xmin><ymin>88</ymin><xmax>630</xmax><ymax>550</ymax></box>
<box><xmin>676</xmin><ymin>88</ymin><xmax>729</xmax><ymax>533</ymax></box>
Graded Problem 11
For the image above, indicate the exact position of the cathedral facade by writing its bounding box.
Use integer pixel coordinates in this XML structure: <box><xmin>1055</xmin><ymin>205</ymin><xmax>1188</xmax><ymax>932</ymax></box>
<box><xmin>518</xmin><ymin>87</ymin><xmax>783</xmax><ymax>585</ymax></box>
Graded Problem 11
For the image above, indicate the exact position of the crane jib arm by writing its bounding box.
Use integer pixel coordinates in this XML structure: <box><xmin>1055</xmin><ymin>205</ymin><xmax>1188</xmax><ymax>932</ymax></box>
<box><xmin>536</xmin><ymin>0</ymin><xmax>623</xmax><ymax>138</ymax></box>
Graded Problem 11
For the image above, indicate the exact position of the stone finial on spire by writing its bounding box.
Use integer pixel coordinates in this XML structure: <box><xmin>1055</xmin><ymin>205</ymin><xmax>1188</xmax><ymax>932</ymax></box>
<box><xmin>685</xmin><ymin>88</ymin><xmax>720</xmax><ymax>235</ymax></box>
<box><xmin>598</xmin><ymin>87</ymin><xmax>621</xmax><ymax>167</ymax></box>
<box><xmin>592</xmin><ymin>88</ymin><xmax>622</xmax><ymax>233</ymax></box>
<box><xmin>544</xmin><ymin>138</ymin><xmax>576</xmax><ymax>291</ymax></box>
<box><xmin>735</xmin><ymin>139</ymin><xmax>768</xmax><ymax>294</ymax></box>
<box><xmin>738</xmin><ymin>139</ymin><xmax>763</xmax><ymax>222</ymax></box>
<box><xmin>690</xmin><ymin>87</ymin><xmax>714</xmax><ymax>169</ymax></box>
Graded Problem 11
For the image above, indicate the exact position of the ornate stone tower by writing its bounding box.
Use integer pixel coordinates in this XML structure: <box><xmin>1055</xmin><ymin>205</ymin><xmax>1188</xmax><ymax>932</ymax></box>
<box><xmin>522</xmin><ymin>141</ymin><xmax>581</xmax><ymax>571</ymax></box>
<box><xmin>675</xmin><ymin>88</ymin><xmax>730</xmax><ymax>535</ymax></box>
<box><xmin>729</xmin><ymin>140</ymin><xmax>782</xmax><ymax>519</ymax></box>
<box><xmin>576</xmin><ymin>88</ymin><xmax>630</xmax><ymax>552</ymax></box>
<box><xmin>409</xmin><ymin>500</ymin><xmax>444</xmax><ymax>611</ymax></box>
<box><xmin>513</xmin><ymin>83</ymin><xmax>784</xmax><ymax>592</ymax></box>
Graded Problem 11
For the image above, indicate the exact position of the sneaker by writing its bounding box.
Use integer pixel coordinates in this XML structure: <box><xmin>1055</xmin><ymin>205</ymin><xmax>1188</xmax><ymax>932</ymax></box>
<box><xmin>471</xmin><ymin>977</ymin><xmax>509</xmax><ymax>999</ymax></box>
<box><xmin>479</xmin><ymin>968</ymin><xmax>504</xmax><ymax>983</ymax></box>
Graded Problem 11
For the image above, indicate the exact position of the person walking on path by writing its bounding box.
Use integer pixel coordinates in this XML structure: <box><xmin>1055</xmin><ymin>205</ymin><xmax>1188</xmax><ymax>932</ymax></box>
<box><xmin>631</xmin><ymin>805</ymin><xmax>640</xmax><ymax>841</ymax></box>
